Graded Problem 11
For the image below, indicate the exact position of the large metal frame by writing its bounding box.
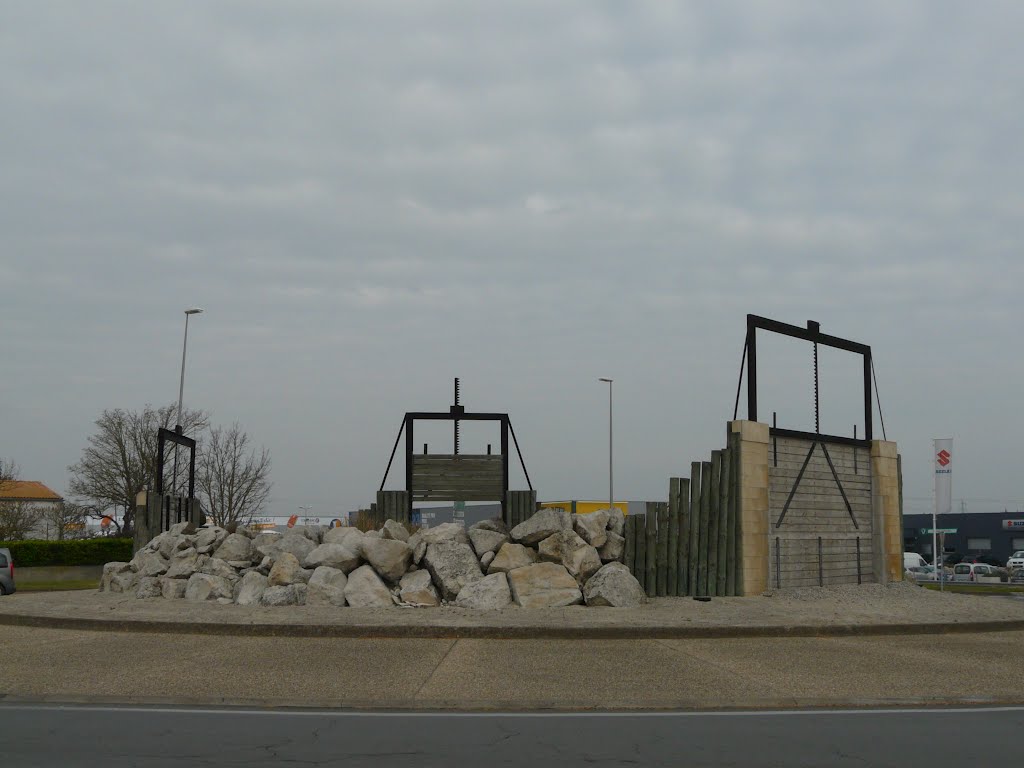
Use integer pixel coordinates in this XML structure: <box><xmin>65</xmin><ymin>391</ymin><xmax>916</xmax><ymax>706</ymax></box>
<box><xmin>379</xmin><ymin>379</ymin><xmax>532</xmax><ymax>519</ymax></box>
<box><xmin>156</xmin><ymin>426</ymin><xmax>197</xmax><ymax>498</ymax></box>
<box><xmin>743</xmin><ymin>314</ymin><xmax>872</xmax><ymax>447</ymax></box>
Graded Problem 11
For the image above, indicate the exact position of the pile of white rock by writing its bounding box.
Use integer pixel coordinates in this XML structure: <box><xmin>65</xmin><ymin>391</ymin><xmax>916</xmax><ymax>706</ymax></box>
<box><xmin>99</xmin><ymin>506</ymin><xmax>646</xmax><ymax>609</ymax></box>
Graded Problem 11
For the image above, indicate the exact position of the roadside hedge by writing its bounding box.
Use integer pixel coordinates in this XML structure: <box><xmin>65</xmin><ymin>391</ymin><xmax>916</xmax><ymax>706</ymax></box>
<box><xmin>0</xmin><ymin>538</ymin><xmax>132</xmax><ymax>567</ymax></box>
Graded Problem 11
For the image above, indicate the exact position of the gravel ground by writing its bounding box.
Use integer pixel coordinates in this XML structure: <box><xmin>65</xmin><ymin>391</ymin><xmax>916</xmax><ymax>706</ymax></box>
<box><xmin>2</xmin><ymin>581</ymin><xmax>1023</xmax><ymax>635</ymax></box>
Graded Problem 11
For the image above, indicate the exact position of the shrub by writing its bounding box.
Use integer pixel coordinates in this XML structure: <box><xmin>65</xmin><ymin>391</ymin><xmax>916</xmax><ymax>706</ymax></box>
<box><xmin>0</xmin><ymin>537</ymin><xmax>133</xmax><ymax>567</ymax></box>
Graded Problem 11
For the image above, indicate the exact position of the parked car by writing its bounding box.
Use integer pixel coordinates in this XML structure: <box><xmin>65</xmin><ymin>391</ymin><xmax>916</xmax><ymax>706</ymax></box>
<box><xmin>1007</xmin><ymin>551</ymin><xmax>1024</xmax><ymax>570</ymax></box>
<box><xmin>960</xmin><ymin>554</ymin><xmax>1003</xmax><ymax>567</ymax></box>
<box><xmin>906</xmin><ymin>565</ymin><xmax>941</xmax><ymax>581</ymax></box>
<box><xmin>0</xmin><ymin>547</ymin><xmax>15</xmax><ymax>595</ymax></box>
<box><xmin>904</xmin><ymin>552</ymin><xmax>929</xmax><ymax>570</ymax></box>
<box><xmin>952</xmin><ymin>563</ymin><xmax>1003</xmax><ymax>582</ymax></box>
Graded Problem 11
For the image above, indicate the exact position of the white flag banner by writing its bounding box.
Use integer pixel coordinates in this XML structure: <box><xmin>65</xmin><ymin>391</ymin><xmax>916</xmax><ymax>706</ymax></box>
<box><xmin>934</xmin><ymin>438</ymin><xmax>953</xmax><ymax>516</ymax></box>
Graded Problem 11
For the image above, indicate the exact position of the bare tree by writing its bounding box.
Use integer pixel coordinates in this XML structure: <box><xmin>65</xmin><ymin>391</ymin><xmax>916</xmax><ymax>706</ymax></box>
<box><xmin>0</xmin><ymin>502</ymin><xmax>36</xmax><ymax>541</ymax></box>
<box><xmin>39</xmin><ymin>501</ymin><xmax>89</xmax><ymax>540</ymax></box>
<box><xmin>67</xmin><ymin>404</ymin><xmax>209</xmax><ymax>536</ymax></box>
<box><xmin>0</xmin><ymin>457</ymin><xmax>17</xmax><ymax>487</ymax></box>
<box><xmin>197</xmin><ymin>423</ymin><xmax>272</xmax><ymax>528</ymax></box>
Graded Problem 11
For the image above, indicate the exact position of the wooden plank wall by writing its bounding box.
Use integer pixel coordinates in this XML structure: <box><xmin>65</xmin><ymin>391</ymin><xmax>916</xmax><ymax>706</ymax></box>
<box><xmin>376</xmin><ymin>490</ymin><xmax>410</xmax><ymax>525</ymax></box>
<box><xmin>411</xmin><ymin>454</ymin><xmax>503</xmax><ymax>501</ymax></box>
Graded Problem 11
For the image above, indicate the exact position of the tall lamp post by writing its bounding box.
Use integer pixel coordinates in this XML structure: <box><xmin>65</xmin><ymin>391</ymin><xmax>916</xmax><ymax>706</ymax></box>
<box><xmin>598</xmin><ymin>378</ymin><xmax>613</xmax><ymax>516</ymax></box>
<box><xmin>298</xmin><ymin>505</ymin><xmax>313</xmax><ymax>524</ymax></box>
<box><xmin>173</xmin><ymin>307</ymin><xmax>204</xmax><ymax>497</ymax></box>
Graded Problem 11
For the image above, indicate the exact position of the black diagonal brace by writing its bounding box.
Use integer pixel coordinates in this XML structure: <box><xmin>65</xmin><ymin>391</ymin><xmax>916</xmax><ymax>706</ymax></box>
<box><xmin>776</xmin><ymin>441</ymin><xmax>817</xmax><ymax>529</ymax></box>
<box><xmin>820</xmin><ymin>442</ymin><xmax>859</xmax><ymax>529</ymax></box>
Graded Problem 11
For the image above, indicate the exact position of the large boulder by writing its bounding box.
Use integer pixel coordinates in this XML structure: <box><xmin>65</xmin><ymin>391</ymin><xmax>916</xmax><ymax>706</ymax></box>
<box><xmin>307</xmin><ymin>566</ymin><xmax>348</xmax><ymax>607</ymax></box>
<box><xmin>154</xmin><ymin>532</ymin><xmax>191</xmax><ymax>560</ymax></box>
<box><xmin>160</xmin><ymin>576</ymin><xmax>187</xmax><ymax>599</ymax></box>
<box><xmin>234</xmin><ymin>571</ymin><xmax>269</xmax><ymax>605</ymax></box>
<box><xmin>130</xmin><ymin>550</ymin><xmax>169</xmax><ymax>578</ymax></box>
<box><xmin>291</xmin><ymin>525</ymin><xmax>323</xmax><ymax>544</ymax></box>
<box><xmin>253</xmin><ymin>532</ymin><xmax>284</xmax><ymax>559</ymax></box>
<box><xmin>260</xmin><ymin>584</ymin><xmax>308</xmax><ymax>606</ymax></box>
<box><xmin>468</xmin><ymin>528</ymin><xmax>509</xmax><ymax>559</ymax></box>
<box><xmin>598</xmin><ymin>531</ymin><xmax>625</xmax><ymax>563</ymax></box>
<box><xmin>455</xmin><ymin>572</ymin><xmax>513</xmax><ymax>610</ymax></box>
<box><xmin>184</xmin><ymin>573</ymin><xmax>233</xmax><ymax>602</ymax></box>
<box><xmin>195</xmin><ymin>526</ymin><xmax>229</xmax><ymax>554</ymax></box>
<box><xmin>422</xmin><ymin>539</ymin><xmax>483</xmax><ymax>601</ymax></box>
<box><xmin>582</xmin><ymin>562</ymin><xmax>646</xmax><ymax>607</ymax></box>
<box><xmin>323</xmin><ymin>526</ymin><xmax>365</xmax><ymax>551</ymax></box>
<box><xmin>213</xmin><ymin>533</ymin><xmax>255</xmax><ymax>565</ymax></box>
<box><xmin>487</xmin><ymin>543</ymin><xmax>538</xmax><ymax>575</ymax></box>
<box><xmin>574</xmin><ymin>510</ymin><xmax>610</xmax><ymax>548</ymax></box>
<box><xmin>99</xmin><ymin>561</ymin><xmax>132</xmax><ymax>592</ymax></box>
<box><xmin>268</xmin><ymin>552</ymin><xmax>306</xmax><ymax>586</ymax></box>
<box><xmin>398</xmin><ymin>570</ymin><xmax>440</xmax><ymax>607</ymax></box>
<box><xmin>268</xmin><ymin>534</ymin><xmax>316</xmax><ymax>564</ymax></box>
<box><xmin>201</xmin><ymin>557</ymin><xmax>240</xmax><ymax>583</ymax></box>
<box><xmin>134</xmin><ymin>576</ymin><xmax>163</xmax><ymax>599</ymax></box>
<box><xmin>169</xmin><ymin>521</ymin><xmax>196</xmax><ymax>536</ymax></box>
<box><xmin>360</xmin><ymin>538</ymin><xmax>413</xmax><ymax>584</ymax></box>
<box><xmin>470</xmin><ymin>518</ymin><xmax>509</xmax><ymax>535</ymax></box>
<box><xmin>537</xmin><ymin>530</ymin><xmax>602</xmax><ymax>585</ymax></box>
<box><xmin>109</xmin><ymin>570</ymin><xmax>139</xmax><ymax>594</ymax></box>
<box><xmin>507</xmin><ymin>562</ymin><xmax>583</xmax><ymax>608</ymax></box>
<box><xmin>418</xmin><ymin>523</ymin><xmax>469</xmax><ymax>546</ymax></box>
<box><xmin>303</xmin><ymin>543</ymin><xmax>361</xmax><ymax>574</ymax></box>
<box><xmin>607</xmin><ymin>508</ymin><xmax>625</xmax><ymax>537</ymax></box>
<box><xmin>381</xmin><ymin>519</ymin><xmax>410</xmax><ymax>542</ymax></box>
<box><xmin>344</xmin><ymin>565</ymin><xmax>394</xmax><ymax>608</ymax></box>
<box><xmin>510</xmin><ymin>507</ymin><xmax>572</xmax><ymax>545</ymax></box>
<box><xmin>165</xmin><ymin>549</ymin><xmax>208</xmax><ymax>580</ymax></box>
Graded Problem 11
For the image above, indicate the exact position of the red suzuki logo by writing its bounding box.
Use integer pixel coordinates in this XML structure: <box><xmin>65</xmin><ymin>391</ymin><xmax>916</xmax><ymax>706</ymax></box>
<box><xmin>937</xmin><ymin>450</ymin><xmax>951</xmax><ymax>467</ymax></box>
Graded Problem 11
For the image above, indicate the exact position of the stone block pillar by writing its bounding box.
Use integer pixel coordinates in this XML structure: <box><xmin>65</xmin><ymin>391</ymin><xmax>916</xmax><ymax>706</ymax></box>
<box><xmin>871</xmin><ymin>440</ymin><xmax>902</xmax><ymax>583</ymax></box>
<box><xmin>730</xmin><ymin>420</ymin><xmax>771</xmax><ymax>595</ymax></box>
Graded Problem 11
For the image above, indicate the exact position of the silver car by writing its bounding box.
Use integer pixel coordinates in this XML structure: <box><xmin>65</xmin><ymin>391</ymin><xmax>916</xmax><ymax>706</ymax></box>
<box><xmin>0</xmin><ymin>547</ymin><xmax>15</xmax><ymax>595</ymax></box>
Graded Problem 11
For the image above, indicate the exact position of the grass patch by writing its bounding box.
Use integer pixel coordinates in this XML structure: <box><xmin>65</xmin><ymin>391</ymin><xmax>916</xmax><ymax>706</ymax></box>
<box><xmin>920</xmin><ymin>583</ymin><xmax>1024</xmax><ymax>595</ymax></box>
<box><xmin>17</xmin><ymin>579</ymin><xmax>98</xmax><ymax>592</ymax></box>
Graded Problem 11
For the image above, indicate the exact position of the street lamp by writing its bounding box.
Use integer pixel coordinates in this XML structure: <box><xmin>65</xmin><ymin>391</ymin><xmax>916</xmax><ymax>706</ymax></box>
<box><xmin>298</xmin><ymin>505</ymin><xmax>313</xmax><ymax>524</ymax></box>
<box><xmin>598</xmin><ymin>378</ymin><xmax>613</xmax><ymax>517</ymax></box>
<box><xmin>173</xmin><ymin>307</ymin><xmax>203</xmax><ymax>496</ymax></box>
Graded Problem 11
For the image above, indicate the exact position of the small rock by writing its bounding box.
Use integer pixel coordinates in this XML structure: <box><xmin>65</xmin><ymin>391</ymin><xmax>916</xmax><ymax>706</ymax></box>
<box><xmin>455</xmin><ymin>572</ymin><xmax>513</xmax><ymax>610</ymax></box>
<box><xmin>169</xmin><ymin>521</ymin><xmax>196</xmax><ymax>536</ymax></box>
<box><xmin>480</xmin><ymin>551</ymin><xmax>496</xmax><ymax>569</ymax></box>
<box><xmin>583</xmin><ymin>562</ymin><xmax>646</xmax><ymax>607</ymax></box>
<box><xmin>470</xmin><ymin>517</ymin><xmax>509</xmax><ymax>535</ymax></box>
<box><xmin>606</xmin><ymin>508</ymin><xmax>626</xmax><ymax>537</ymax></box>
<box><xmin>398</xmin><ymin>569</ymin><xmax>440</xmax><ymax>606</ymax></box>
<box><xmin>260</xmin><ymin>583</ymin><xmax>308</xmax><ymax>606</ymax></box>
<box><xmin>344</xmin><ymin>565</ymin><xmax>394</xmax><ymax>607</ymax></box>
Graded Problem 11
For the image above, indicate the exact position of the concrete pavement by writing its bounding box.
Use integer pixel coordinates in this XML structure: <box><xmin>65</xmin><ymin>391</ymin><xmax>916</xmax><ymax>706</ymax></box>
<box><xmin>4</xmin><ymin>625</ymin><xmax>1024</xmax><ymax>710</ymax></box>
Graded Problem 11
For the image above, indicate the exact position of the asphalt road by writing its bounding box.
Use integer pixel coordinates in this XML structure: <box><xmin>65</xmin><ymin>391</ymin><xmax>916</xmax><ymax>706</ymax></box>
<box><xmin>1</xmin><ymin>704</ymin><xmax>1021</xmax><ymax>767</ymax></box>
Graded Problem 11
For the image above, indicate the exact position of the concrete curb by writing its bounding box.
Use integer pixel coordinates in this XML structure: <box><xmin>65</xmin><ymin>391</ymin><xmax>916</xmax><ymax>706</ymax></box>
<box><xmin>2</xmin><ymin>692</ymin><xmax>1023</xmax><ymax>713</ymax></box>
<box><xmin>2</xmin><ymin>610</ymin><xmax>1024</xmax><ymax>639</ymax></box>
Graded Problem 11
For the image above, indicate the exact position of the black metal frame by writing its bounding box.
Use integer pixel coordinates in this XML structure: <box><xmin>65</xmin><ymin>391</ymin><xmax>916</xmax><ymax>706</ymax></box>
<box><xmin>156</xmin><ymin>426</ymin><xmax>197</xmax><ymax>498</ymax></box>
<box><xmin>743</xmin><ymin>314</ymin><xmax>872</xmax><ymax>447</ymax></box>
<box><xmin>379</xmin><ymin>379</ymin><xmax>532</xmax><ymax>519</ymax></box>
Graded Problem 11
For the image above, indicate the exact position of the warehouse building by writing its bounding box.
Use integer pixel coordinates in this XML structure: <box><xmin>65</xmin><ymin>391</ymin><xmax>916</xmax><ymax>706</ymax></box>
<box><xmin>903</xmin><ymin>511</ymin><xmax>1024</xmax><ymax>564</ymax></box>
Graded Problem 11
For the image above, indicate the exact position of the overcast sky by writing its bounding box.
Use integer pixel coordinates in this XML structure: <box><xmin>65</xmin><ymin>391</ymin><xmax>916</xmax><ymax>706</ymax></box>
<box><xmin>2</xmin><ymin>1</ymin><xmax>1022</xmax><ymax>519</ymax></box>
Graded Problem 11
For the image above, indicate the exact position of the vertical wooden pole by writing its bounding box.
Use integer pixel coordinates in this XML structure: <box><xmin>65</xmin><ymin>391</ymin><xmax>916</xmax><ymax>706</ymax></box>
<box><xmin>707</xmin><ymin>451</ymin><xmax>722</xmax><ymax>597</ymax></box>
<box><xmin>697</xmin><ymin>460</ymin><xmax>712</xmax><ymax>596</ymax></box>
<box><xmin>689</xmin><ymin>462</ymin><xmax>702</xmax><ymax>596</ymax></box>
<box><xmin>624</xmin><ymin>514</ymin><xmax>636</xmax><ymax>577</ymax></box>
<box><xmin>677</xmin><ymin>477</ymin><xmax>691</xmax><ymax>596</ymax></box>
<box><xmin>726</xmin><ymin>434</ymin><xmax>739</xmax><ymax>596</ymax></box>
<box><xmin>656</xmin><ymin>501</ymin><xmax>669</xmax><ymax>596</ymax></box>
<box><xmin>634</xmin><ymin>512</ymin><xmax>647</xmax><ymax>592</ymax></box>
<box><xmin>667</xmin><ymin>478</ymin><xmax>681</xmax><ymax>596</ymax></box>
<box><xmin>645</xmin><ymin>503</ymin><xmax>657</xmax><ymax>598</ymax></box>
<box><xmin>717</xmin><ymin>447</ymin><xmax>731</xmax><ymax>596</ymax></box>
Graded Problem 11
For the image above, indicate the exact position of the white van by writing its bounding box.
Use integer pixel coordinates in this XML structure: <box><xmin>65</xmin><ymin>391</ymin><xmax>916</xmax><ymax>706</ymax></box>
<box><xmin>904</xmin><ymin>552</ymin><xmax>928</xmax><ymax>570</ymax></box>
